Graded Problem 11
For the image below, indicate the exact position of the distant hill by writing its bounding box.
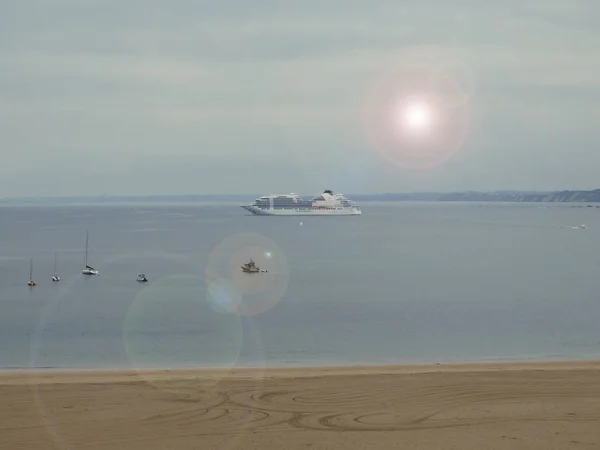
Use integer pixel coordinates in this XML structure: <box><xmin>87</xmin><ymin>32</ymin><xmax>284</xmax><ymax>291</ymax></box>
<box><xmin>351</xmin><ymin>189</ymin><xmax>600</xmax><ymax>203</ymax></box>
<box><xmin>2</xmin><ymin>190</ymin><xmax>600</xmax><ymax>205</ymax></box>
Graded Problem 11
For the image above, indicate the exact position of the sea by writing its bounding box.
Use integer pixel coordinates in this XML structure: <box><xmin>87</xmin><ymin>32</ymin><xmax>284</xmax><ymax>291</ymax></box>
<box><xmin>1</xmin><ymin>201</ymin><xmax>600</xmax><ymax>371</ymax></box>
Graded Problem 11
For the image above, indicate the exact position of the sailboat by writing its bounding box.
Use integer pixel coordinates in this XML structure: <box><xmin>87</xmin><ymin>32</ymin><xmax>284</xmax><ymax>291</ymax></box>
<box><xmin>28</xmin><ymin>257</ymin><xmax>36</xmax><ymax>286</ymax></box>
<box><xmin>82</xmin><ymin>231</ymin><xmax>99</xmax><ymax>275</ymax></box>
<box><xmin>52</xmin><ymin>252</ymin><xmax>61</xmax><ymax>282</ymax></box>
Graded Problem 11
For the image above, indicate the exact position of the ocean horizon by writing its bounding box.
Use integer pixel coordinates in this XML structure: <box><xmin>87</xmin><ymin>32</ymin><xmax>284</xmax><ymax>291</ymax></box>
<box><xmin>2</xmin><ymin>187</ymin><xmax>600</xmax><ymax>206</ymax></box>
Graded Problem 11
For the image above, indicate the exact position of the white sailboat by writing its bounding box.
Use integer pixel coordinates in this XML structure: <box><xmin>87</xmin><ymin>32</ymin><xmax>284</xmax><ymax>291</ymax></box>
<box><xmin>28</xmin><ymin>257</ymin><xmax>36</xmax><ymax>286</ymax></box>
<box><xmin>82</xmin><ymin>231</ymin><xmax>99</xmax><ymax>275</ymax></box>
<box><xmin>52</xmin><ymin>252</ymin><xmax>61</xmax><ymax>282</ymax></box>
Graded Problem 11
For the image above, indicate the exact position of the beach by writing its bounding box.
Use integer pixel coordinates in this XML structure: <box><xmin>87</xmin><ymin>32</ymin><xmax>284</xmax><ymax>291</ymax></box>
<box><xmin>2</xmin><ymin>361</ymin><xmax>600</xmax><ymax>449</ymax></box>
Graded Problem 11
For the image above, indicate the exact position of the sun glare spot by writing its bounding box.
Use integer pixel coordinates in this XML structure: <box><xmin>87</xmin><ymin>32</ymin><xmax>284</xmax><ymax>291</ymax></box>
<box><xmin>403</xmin><ymin>102</ymin><xmax>432</xmax><ymax>129</ymax></box>
<box><xmin>364</xmin><ymin>61</ymin><xmax>471</xmax><ymax>169</ymax></box>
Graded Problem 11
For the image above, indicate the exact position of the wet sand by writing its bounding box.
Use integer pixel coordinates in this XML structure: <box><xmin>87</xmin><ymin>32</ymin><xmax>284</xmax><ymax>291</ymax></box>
<box><xmin>2</xmin><ymin>361</ymin><xmax>600</xmax><ymax>449</ymax></box>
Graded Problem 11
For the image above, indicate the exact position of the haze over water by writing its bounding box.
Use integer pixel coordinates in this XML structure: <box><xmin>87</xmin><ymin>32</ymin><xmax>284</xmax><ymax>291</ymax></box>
<box><xmin>1</xmin><ymin>202</ymin><xmax>600</xmax><ymax>371</ymax></box>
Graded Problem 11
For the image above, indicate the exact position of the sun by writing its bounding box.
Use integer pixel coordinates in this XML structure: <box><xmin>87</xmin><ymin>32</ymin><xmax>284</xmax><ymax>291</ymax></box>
<box><xmin>403</xmin><ymin>102</ymin><xmax>432</xmax><ymax>129</ymax></box>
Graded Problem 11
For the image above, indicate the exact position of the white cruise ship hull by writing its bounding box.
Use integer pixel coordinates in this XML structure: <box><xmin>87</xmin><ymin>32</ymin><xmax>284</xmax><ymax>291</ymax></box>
<box><xmin>242</xmin><ymin>206</ymin><xmax>362</xmax><ymax>216</ymax></box>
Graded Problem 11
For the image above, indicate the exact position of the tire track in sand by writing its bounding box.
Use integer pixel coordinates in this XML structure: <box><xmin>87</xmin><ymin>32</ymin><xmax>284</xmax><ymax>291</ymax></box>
<box><xmin>13</xmin><ymin>368</ymin><xmax>600</xmax><ymax>448</ymax></box>
<box><xmin>143</xmin><ymin>370</ymin><xmax>600</xmax><ymax>434</ymax></box>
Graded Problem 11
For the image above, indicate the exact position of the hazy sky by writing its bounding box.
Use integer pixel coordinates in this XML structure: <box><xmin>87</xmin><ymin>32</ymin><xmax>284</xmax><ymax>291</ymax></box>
<box><xmin>1</xmin><ymin>0</ymin><xmax>599</xmax><ymax>197</ymax></box>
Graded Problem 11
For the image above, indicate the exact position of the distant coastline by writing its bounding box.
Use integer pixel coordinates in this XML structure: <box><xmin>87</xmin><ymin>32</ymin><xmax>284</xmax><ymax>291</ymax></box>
<box><xmin>352</xmin><ymin>189</ymin><xmax>600</xmax><ymax>203</ymax></box>
<box><xmin>2</xmin><ymin>189</ymin><xmax>600</xmax><ymax>205</ymax></box>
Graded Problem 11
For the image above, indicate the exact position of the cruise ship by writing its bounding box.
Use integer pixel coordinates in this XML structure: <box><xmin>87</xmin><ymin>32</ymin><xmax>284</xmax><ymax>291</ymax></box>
<box><xmin>241</xmin><ymin>190</ymin><xmax>362</xmax><ymax>216</ymax></box>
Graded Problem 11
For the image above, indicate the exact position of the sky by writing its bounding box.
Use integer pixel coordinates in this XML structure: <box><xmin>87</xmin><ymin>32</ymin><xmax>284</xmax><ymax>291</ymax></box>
<box><xmin>1</xmin><ymin>0</ymin><xmax>599</xmax><ymax>197</ymax></box>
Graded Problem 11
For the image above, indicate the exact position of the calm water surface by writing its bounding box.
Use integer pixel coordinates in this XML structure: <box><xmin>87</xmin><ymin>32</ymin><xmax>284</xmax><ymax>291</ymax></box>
<box><xmin>1</xmin><ymin>202</ymin><xmax>600</xmax><ymax>370</ymax></box>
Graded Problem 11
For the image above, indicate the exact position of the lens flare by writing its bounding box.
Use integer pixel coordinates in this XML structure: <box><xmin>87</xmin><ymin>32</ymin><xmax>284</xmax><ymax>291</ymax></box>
<box><xmin>26</xmin><ymin>254</ymin><xmax>196</xmax><ymax>450</ymax></box>
<box><xmin>26</xmin><ymin>253</ymin><xmax>266</xmax><ymax>449</ymax></box>
<box><xmin>205</xmin><ymin>232</ymin><xmax>289</xmax><ymax>317</ymax></box>
<box><xmin>207</xmin><ymin>277</ymin><xmax>243</xmax><ymax>314</ymax></box>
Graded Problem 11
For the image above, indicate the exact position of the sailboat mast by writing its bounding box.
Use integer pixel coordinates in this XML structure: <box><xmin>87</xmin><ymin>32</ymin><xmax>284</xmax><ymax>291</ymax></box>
<box><xmin>84</xmin><ymin>231</ymin><xmax>89</xmax><ymax>266</ymax></box>
<box><xmin>53</xmin><ymin>252</ymin><xmax>57</xmax><ymax>274</ymax></box>
<box><xmin>29</xmin><ymin>257</ymin><xmax>33</xmax><ymax>281</ymax></box>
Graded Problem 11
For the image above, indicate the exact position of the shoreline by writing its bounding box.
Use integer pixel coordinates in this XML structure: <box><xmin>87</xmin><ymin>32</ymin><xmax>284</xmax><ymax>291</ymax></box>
<box><xmin>2</xmin><ymin>359</ymin><xmax>600</xmax><ymax>385</ymax></box>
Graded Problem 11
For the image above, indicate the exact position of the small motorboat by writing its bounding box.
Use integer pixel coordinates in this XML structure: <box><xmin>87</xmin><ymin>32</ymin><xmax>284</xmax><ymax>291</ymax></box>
<box><xmin>241</xmin><ymin>259</ymin><xmax>259</xmax><ymax>273</ymax></box>
<box><xmin>241</xmin><ymin>259</ymin><xmax>267</xmax><ymax>273</ymax></box>
<box><xmin>136</xmin><ymin>273</ymin><xmax>148</xmax><ymax>282</ymax></box>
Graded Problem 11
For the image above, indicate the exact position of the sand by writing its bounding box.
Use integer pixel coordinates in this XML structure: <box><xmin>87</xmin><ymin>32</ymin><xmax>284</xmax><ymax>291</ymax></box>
<box><xmin>1</xmin><ymin>361</ymin><xmax>600</xmax><ymax>449</ymax></box>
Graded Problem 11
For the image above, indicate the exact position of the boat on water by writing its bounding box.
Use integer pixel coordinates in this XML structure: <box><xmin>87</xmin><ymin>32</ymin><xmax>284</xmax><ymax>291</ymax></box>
<box><xmin>241</xmin><ymin>189</ymin><xmax>362</xmax><ymax>216</ymax></box>
<box><xmin>27</xmin><ymin>257</ymin><xmax>36</xmax><ymax>286</ymax></box>
<box><xmin>241</xmin><ymin>259</ymin><xmax>267</xmax><ymax>273</ymax></box>
<box><xmin>82</xmin><ymin>231</ymin><xmax>99</xmax><ymax>275</ymax></box>
<box><xmin>136</xmin><ymin>273</ymin><xmax>148</xmax><ymax>282</ymax></box>
<box><xmin>52</xmin><ymin>252</ymin><xmax>60</xmax><ymax>282</ymax></box>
